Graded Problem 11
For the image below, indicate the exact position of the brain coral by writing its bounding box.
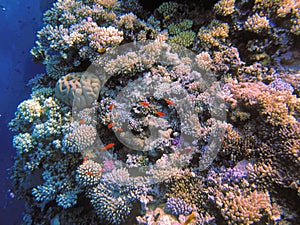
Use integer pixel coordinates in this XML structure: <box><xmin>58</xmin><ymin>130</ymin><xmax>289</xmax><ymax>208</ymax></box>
<box><xmin>55</xmin><ymin>72</ymin><xmax>101</xmax><ymax>108</ymax></box>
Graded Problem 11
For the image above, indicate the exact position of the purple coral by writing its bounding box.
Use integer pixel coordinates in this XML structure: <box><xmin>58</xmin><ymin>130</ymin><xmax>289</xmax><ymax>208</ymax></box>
<box><xmin>165</xmin><ymin>197</ymin><xmax>193</xmax><ymax>216</ymax></box>
<box><xmin>269</xmin><ymin>79</ymin><xmax>294</xmax><ymax>93</ymax></box>
<box><xmin>102</xmin><ymin>159</ymin><xmax>115</xmax><ymax>173</ymax></box>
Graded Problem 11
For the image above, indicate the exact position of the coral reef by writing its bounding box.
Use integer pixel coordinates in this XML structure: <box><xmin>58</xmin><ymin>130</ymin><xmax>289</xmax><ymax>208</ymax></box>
<box><xmin>8</xmin><ymin>0</ymin><xmax>300</xmax><ymax>224</ymax></box>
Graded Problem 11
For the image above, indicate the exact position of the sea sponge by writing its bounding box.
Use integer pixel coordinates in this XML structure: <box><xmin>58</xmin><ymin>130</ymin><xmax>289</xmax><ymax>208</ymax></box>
<box><xmin>55</xmin><ymin>72</ymin><xmax>101</xmax><ymax>108</ymax></box>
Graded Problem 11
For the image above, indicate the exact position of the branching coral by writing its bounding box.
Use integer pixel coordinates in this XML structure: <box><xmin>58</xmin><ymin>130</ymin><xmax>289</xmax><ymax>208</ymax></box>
<box><xmin>244</xmin><ymin>13</ymin><xmax>271</xmax><ymax>34</ymax></box>
<box><xmin>197</xmin><ymin>20</ymin><xmax>230</xmax><ymax>50</ymax></box>
<box><xmin>214</xmin><ymin>0</ymin><xmax>236</xmax><ymax>16</ymax></box>
<box><xmin>76</xmin><ymin>159</ymin><xmax>102</xmax><ymax>187</ymax></box>
<box><xmin>62</xmin><ymin>123</ymin><xmax>97</xmax><ymax>153</ymax></box>
<box><xmin>165</xmin><ymin>197</ymin><xmax>194</xmax><ymax>216</ymax></box>
<box><xmin>88</xmin><ymin>182</ymin><xmax>138</xmax><ymax>225</ymax></box>
<box><xmin>215</xmin><ymin>188</ymin><xmax>281</xmax><ymax>224</ymax></box>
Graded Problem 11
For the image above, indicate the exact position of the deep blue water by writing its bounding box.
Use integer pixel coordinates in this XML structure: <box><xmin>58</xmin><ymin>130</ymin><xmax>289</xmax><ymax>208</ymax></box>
<box><xmin>0</xmin><ymin>0</ymin><xmax>45</xmax><ymax>223</ymax></box>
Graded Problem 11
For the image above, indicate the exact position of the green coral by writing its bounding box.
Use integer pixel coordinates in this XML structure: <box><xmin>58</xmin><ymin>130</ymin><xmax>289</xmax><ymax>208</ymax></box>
<box><xmin>167</xmin><ymin>19</ymin><xmax>193</xmax><ymax>35</ymax></box>
<box><xmin>169</xmin><ymin>30</ymin><xmax>196</xmax><ymax>47</ymax></box>
<box><xmin>157</xmin><ymin>2</ymin><xmax>179</xmax><ymax>18</ymax></box>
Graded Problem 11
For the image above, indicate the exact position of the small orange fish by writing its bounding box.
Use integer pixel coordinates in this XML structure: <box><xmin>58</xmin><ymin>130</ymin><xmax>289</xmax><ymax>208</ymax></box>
<box><xmin>108</xmin><ymin>122</ymin><xmax>114</xmax><ymax>129</ymax></box>
<box><xmin>85</xmin><ymin>171</ymin><xmax>93</xmax><ymax>176</ymax></box>
<box><xmin>79</xmin><ymin>119</ymin><xmax>85</xmax><ymax>125</ymax></box>
<box><xmin>99</xmin><ymin>143</ymin><xmax>115</xmax><ymax>150</ymax></box>
<box><xmin>182</xmin><ymin>147</ymin><xmax>193</xmax><ymax>154</ymax></box>
<box><xmin>164</xmin><ymin>98</ymin><xmax>175</xmax><ymax>106</ymax></box>
<box><xmin>139</xmin><ymin>101</ymin><xmax>149</xmax><ymax>107</ymax></box>
<box><xmin>115</xmin><ymin>127</ymin><xmax>123</xmax><ymax>131</ymax></box>
<box><xmin>155</xmin><ymin>111</ymin><xmax>166</xmax><ymax>117</ymax></box>
<box><xmin>82</xmin><ymin>156</ymin><xmax>89</xmax><ymax>163</ymax></box>
<box><xmin>97</xmin><ymin>47</ymin><xmax>106</xmax><ymax>53</ymax></box>
<box><xmin>183</xmin><ymin>212</ymin><xmax>196</xmax><ymax>225</ymax></box>
<box><xmin>164</xmin><ymin>15</ymin><xmax>170</xmax><ymax>20</ymax></box>
<box><xmin>108</xmin><ymin>104</ymin><xmax>114</xmax><ymax>110</ymax></box>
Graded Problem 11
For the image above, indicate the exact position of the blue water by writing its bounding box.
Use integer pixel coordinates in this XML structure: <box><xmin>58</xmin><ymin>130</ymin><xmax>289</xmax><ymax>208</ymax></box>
<box><xmin>0</xmin><ymin>0</ymin><xmax>45</xmax><ymax>223</ymax></box>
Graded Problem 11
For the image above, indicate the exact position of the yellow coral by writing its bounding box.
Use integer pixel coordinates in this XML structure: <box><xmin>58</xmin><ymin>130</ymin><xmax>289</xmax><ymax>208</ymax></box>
<box><xmin>197</xmin><ymin>20</ymin><xmax>229</xmax><ymax>49</ymax></box>
<box><xmin>118</xmin><ymin>13</ymin><xmax>137</xmax><ymax>30</ymax></box>
<box><xmin>257</xmin><ymin>88</ymin><xmax>299</xmax><ymax>126</ymax></box>
<box><xmin>245</xmin><ymin>13</ymin><xmax>270</xmax><ymax>33</ymax></box>
<box><xmin>214</xmin><ymin>0</ymin><xmax>236</xmax><ymax>16</ymax></box>
<box><xmin>95</xmin><ymin>0</ymin><xmax>118</xmax><ymax>9</ymax></box>
<box><xmin>215</xmin><ymin>187</ymin><xmax>281</xmax><ymax>224</ymax></box>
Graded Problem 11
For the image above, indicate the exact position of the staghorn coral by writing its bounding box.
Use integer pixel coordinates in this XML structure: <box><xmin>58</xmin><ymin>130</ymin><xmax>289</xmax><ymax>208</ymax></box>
<box><xmin>157</xmin><ymin>2</ymin><xmax>179</xmax><ymax>19</ymax></box>
<box><xmin>88</xmin><ymin>26</ymin><xmax>124</xmax><ymax>50</ymax></box>
<box><xmin>118</xmin><ymin>13</ymin><xmax>138</xmax><ymax>30</ymax></box>
<box><xmin>167</xmin><ymin>19</ymin><xmax>193</xmax><ymax>36</ymax></box>
<box><xmin>224</xmin><ymin>81</ymin><xmax>300</xmax><ymax>197</ymax></box>
<box><xmin>226</xmin><ymin>82</ymin><xmax>299</xmax><ymax>126</ymax></box>
<box><xmin>31</xmin><ymin>0</ymin><xmax>162</xmax><ymax>74</ymax></box>
<box><xmin>169</xmin><ymin>30</ymin><xmax>196</xmax><ymax>47</ymax></box>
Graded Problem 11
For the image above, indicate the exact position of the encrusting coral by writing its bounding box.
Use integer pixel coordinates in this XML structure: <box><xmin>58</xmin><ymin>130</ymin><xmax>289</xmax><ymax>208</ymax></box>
<box><xmin>8</xmin><ymin>0</ymin><xmax>300</xmax><ymax>224</ymax></box>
